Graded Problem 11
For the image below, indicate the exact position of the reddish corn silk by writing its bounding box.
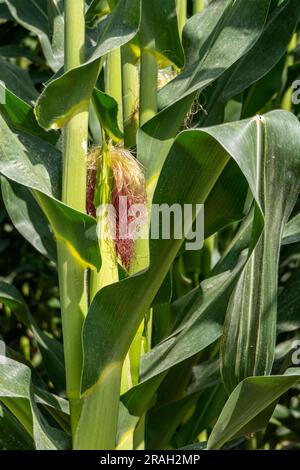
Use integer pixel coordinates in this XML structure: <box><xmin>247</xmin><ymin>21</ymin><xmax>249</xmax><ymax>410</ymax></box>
<box><xmin>86</xmin><ymin>149</ymin><xmax>98</xmax><ymax>217</ymax></box>
<box><xmin>111</xmin><ymin>185</ymin><xmax>135</xmax><ymax>271</ymax></box>
<box><xmin>86</xmin><ymin>165</ymin><xmax>97</xmax><ymax>217</ymax></box>
<box><xmin>86</xmin><ymin>146</ymin><xmax>147</xmax><ymax>271</ymax></box>
<box><xmin>111</xmin><ymin>147</ymin><xmax>147</xmax><ymax>271</ymax></box>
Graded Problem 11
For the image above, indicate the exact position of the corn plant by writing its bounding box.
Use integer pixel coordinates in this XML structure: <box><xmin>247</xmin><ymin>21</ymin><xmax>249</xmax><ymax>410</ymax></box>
<box><xmin>0</xmin><ymin>0</ymin><xmax>300</xmax><ymax>451</ymax></box>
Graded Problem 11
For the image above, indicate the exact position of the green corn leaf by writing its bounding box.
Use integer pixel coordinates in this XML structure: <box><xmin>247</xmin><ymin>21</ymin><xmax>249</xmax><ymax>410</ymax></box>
<box><xmin>1</xmin><ymin>178</ymin><xmax>57</xmax><ymax>262</ymax></box>
<box><xmin>146</xmin><ymin>392</ymin><xmax>200</xmax><ymax>450</ymax></box>
<box><xmin>140</xmin><ymin>212</ymin><xmax>253</xmax><ymax>383</ymax></box>
<box><xmin>121</xmin><ymin>374</ymin><xmax>164</xmax><ymax>418</ymax></box>
<box><xmin>5</xmin><ymin>0</ymin><xmax>64</xmax><ymax>72</ymax></box>
<box><xmin>176</xmin><ymin>386</ymin><xmax>228</xmax><ymax>449</ymax></box>
<box><xmin>241</xmin><ymin>58</ymin><xmax>286</xmax><ymax>119</ymax></box>
<box><xmin>152</xmin><ymin>271</ymin><xmax>172</xmax><ymax>306</ymax></box>
<box><xmin>34</xmin><ymin>387</ymin><xmax>69</xmax><ymax>416</ymax></box>
<box><xmin>34</xmin><ymin>387</ymin><xmax>70</xmax><ymax>434</ymax></box>
<box><xmin>0</xmin><ymin>343</ymin><xmax>70</xmax><ymax>450</ymax></box>
<box><xmin>36</xmin><ymin>192</ymin><xmax>100</xmax><ymax>270</ymax></box>
<box><xmin>277</xmin><ymin>271</ymin><xmax>300</xmax><ymax>334</ymax></box>
<box><xmin>145</xmin><ymin>359</ymin><xmax>222</xmax><ymax>450</ymax></box>
<box><xmin>188</xmin><ymin>359</ymin><xmax>221</xmax><ymax>394</ymax></box>
<box><xmin>199</xmin><ymin>0</ymin><xmax>300</xmax><ymax>126</ymax></box>
<box><xmin>86</xmin><ymin>0</ymin><xmax>110</xmax><ymax>27</ymax></box>
<box><xmin>182</xmin><ymin>0</ymin><xmax>232</xmax><ymax>69</ymax></box>
<box><xmin>0</xmin><ymin>403</ymin><xmax>34</xmax><ymax>450</ymax></box>
<box><xmin>158</xmin><ymin>0</ymin><xmax>271</xmax><ymax>110</ymax></box>
<box><xmin>138</xmin><ymin>95</ymin><xmax>194</xmax><ymax>183</ymax></box>
<box><xmin>0</xmin><ymin>114</ymin><xmax>101</xmax><ymax>270</ymax></box>
<box><xmin>0</xmin><ymin>59</ymin><xmax>38</xmax><ymax>104</ymax></box>
<box><xmin>220</xmin><ymin>112</ymin><xmax>300</xmax><ymax>393</ymax></box>
<box><xmin>180</xmin><ymin>438</ymin><xmax>245</xmax><ymax>451</ymax></box>
<box><xmin>140</xmin><ymin>0</ymin><xmax>183</xmax><ymax>68</ymax></box>
<box><xmin>283</xmin><ymin>213</ymin><xmax>300</xmax><ymax>245</ymax></box>
<box><xmin>35</xmin><ymin>0</ymin><xmax>141</xmax><ymax>130</ymax></box>
<box><xmin>115</xmin><ymin>403</ymin><xmax>139</xmax><ymax>450</ymax></box>
<box><xmin>92</xmin><ymin>88</ymin><xmax>123</xmax><ymax>142</ymax></box>
<box><xmin>203</xmin><ymin>159</ymin><xmax>249</xmax><ymax>238</ymax></box>
<box><xmin>0</xmin><ymin>115</ymin><xmax>61</xmax><ymax>196</ymax></box>
<box><xmin>0</xmin><ymin>84</ymin><xmax>58</xmax><ymax>144</ymax></box>
<box><xmin>207</xmin><ymin>372</ymin><xmax>300</xmax><ymax>450</ymax></box>
<box><xmin>138</xmin><ymin>111</ymin><xmax>300</xmax><ymax>391</ymax></box>
<box><xmin>138</xmin><ymin>0</ymin><xmax>272</xmax><ymax>193</ymax></box>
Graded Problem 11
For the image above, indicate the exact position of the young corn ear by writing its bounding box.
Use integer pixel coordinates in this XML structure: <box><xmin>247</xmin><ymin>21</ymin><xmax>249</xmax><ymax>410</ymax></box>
<box><xmin>87</xmin><ymin>145</ymin><xmax>147</xmax><ymax>270</ymax></box>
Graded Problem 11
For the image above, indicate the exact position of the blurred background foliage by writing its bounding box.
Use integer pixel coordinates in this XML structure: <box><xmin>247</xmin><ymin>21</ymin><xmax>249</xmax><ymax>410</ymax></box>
<box><xmin>0</xmin><ymin>1</ymin><xmax>61</xmax><ymax>378</ymax></box>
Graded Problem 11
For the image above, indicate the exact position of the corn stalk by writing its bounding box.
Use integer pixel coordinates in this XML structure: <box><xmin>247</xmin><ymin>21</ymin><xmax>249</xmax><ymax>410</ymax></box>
<box><xmin>57</xmin><ymin>0</ymin><xmax>88</xmax><ymax>436</ymax></box>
